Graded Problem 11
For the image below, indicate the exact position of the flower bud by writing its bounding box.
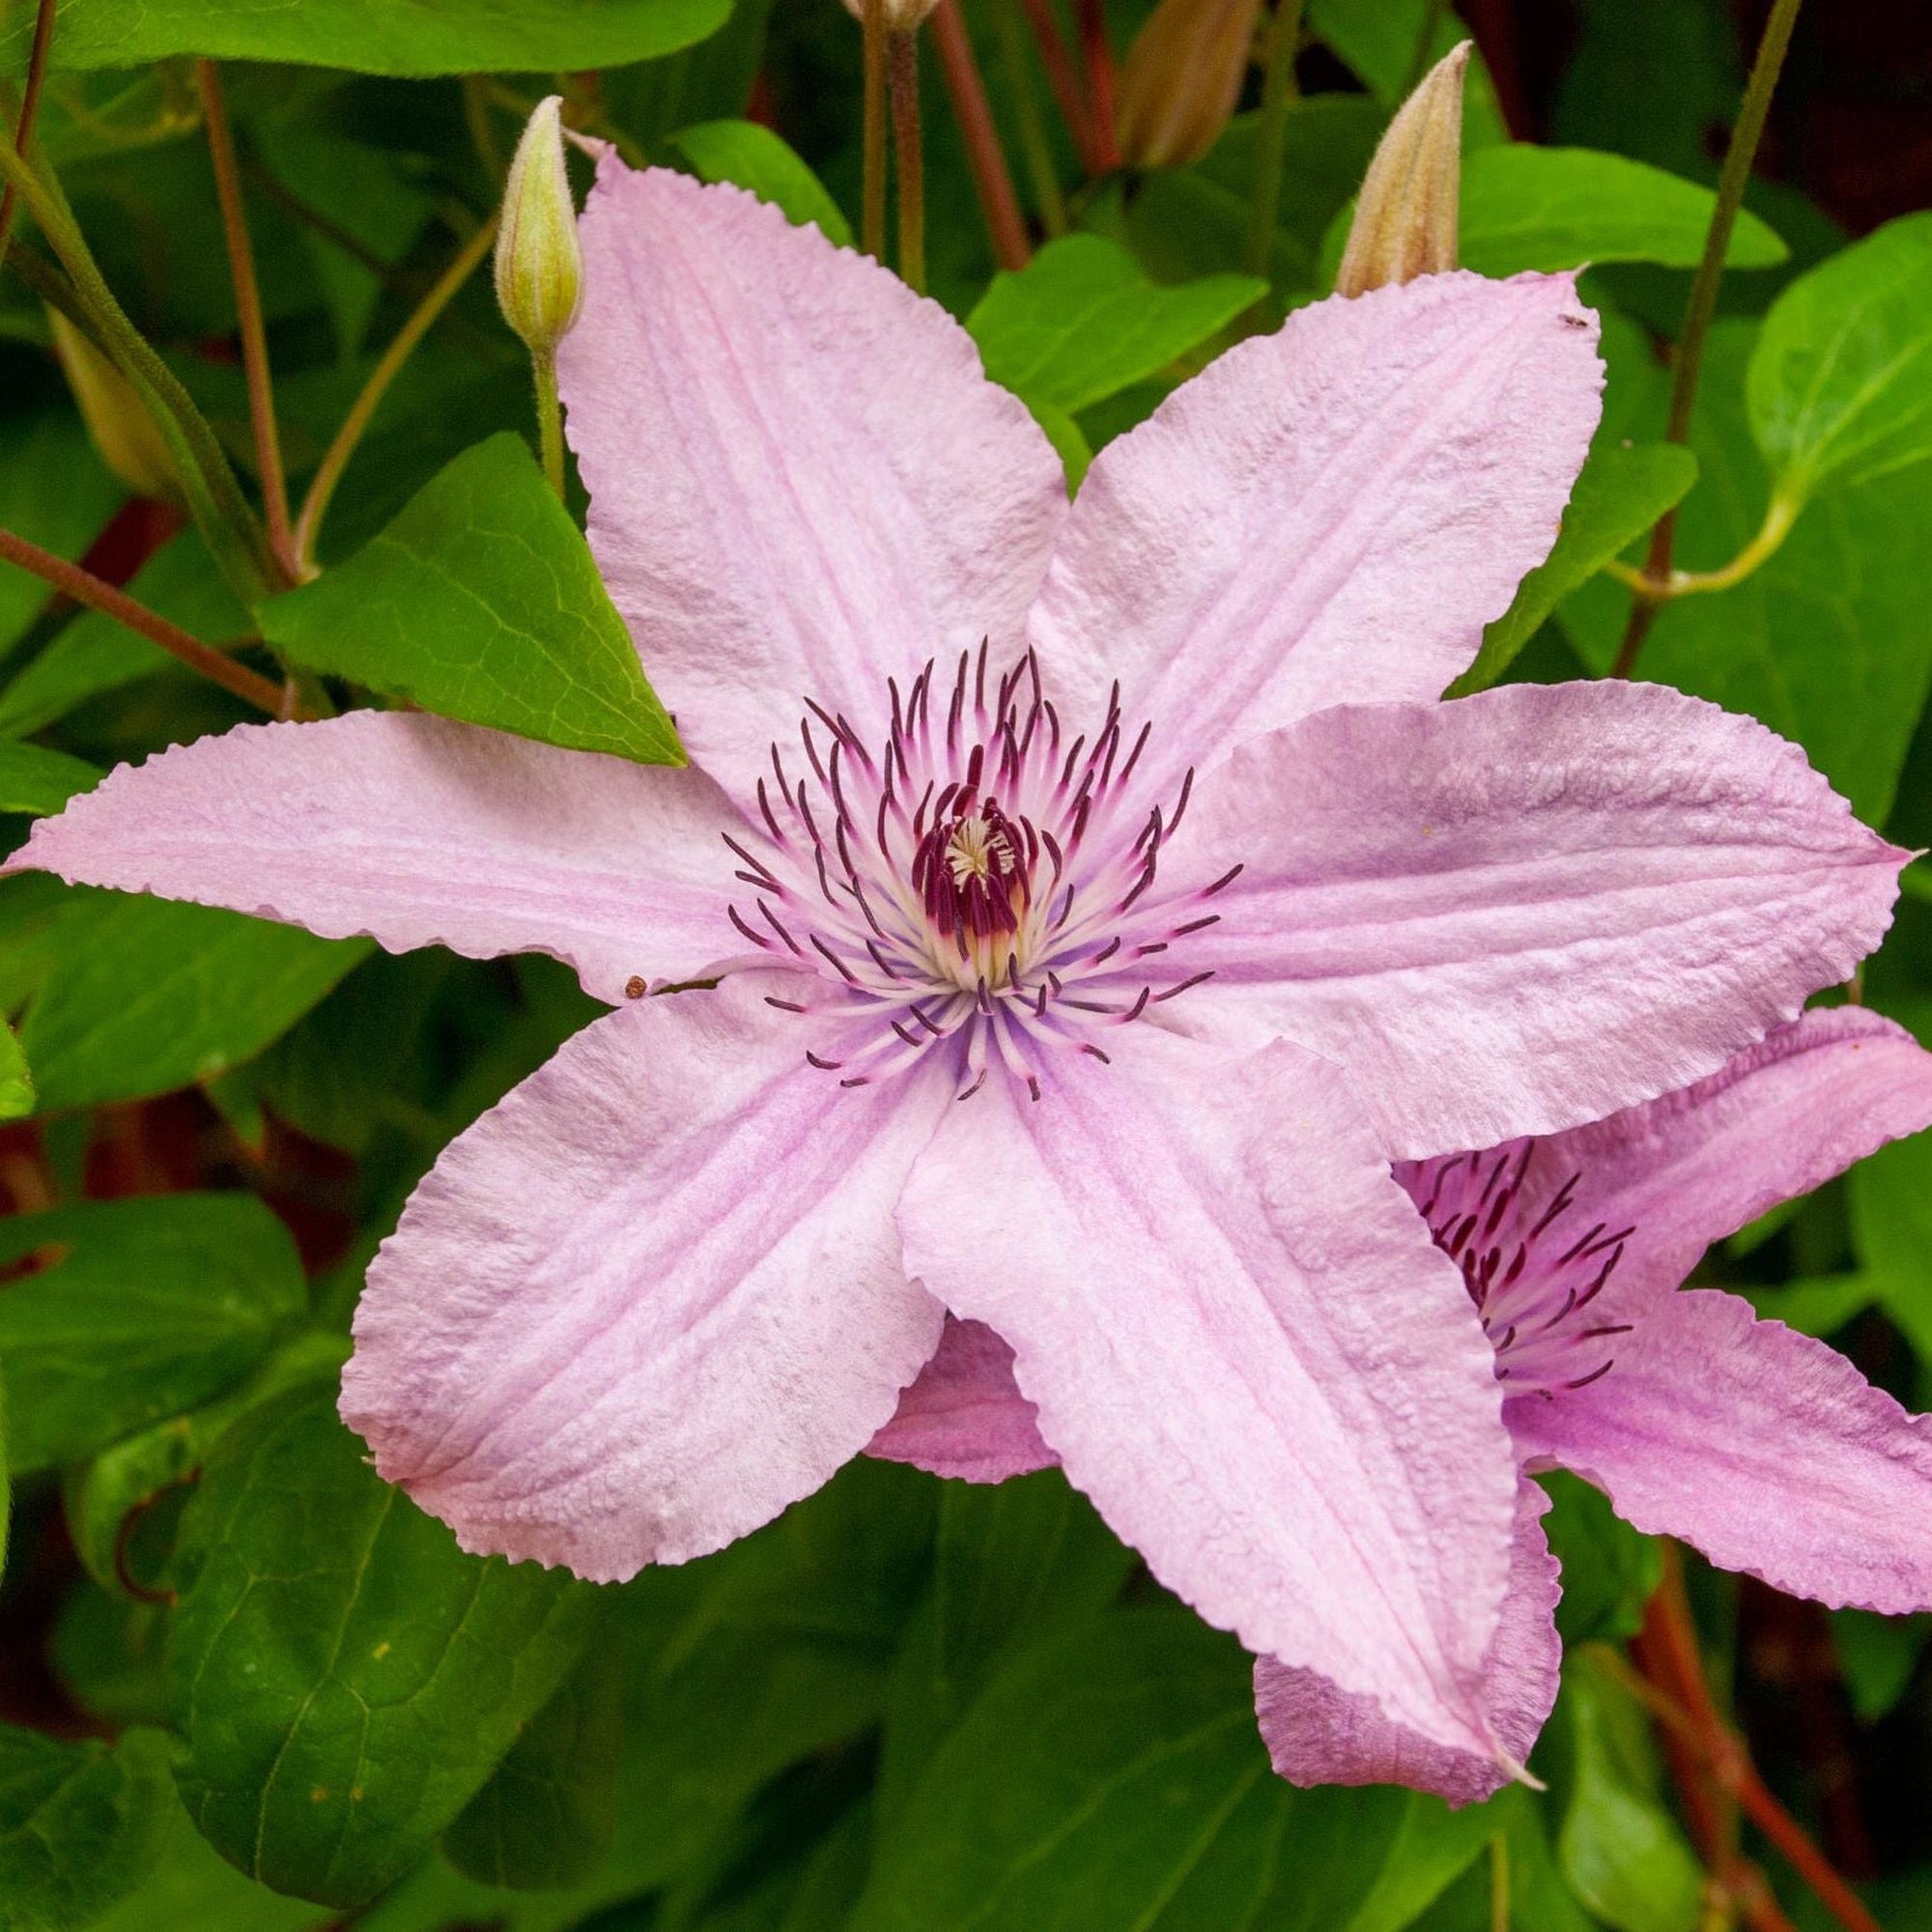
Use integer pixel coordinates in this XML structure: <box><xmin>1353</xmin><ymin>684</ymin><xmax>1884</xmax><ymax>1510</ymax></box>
<box><xmin>46</xmin><ymin>310</ymin><xmax>183</xmax><ymax>506</ymax></box>
<box><xmin>838</xmin><ymin>0</ymin><xmax>942</xmax><ymax>30</ymax></box>
<box><xmin>494</xmin><ymin>95</ymin><xmax>583</xmax><ymax>357</ymax></box>
<box><xmin>1334</xmin><ymin>42</ymin><xmax>1469</xmax><ymax>298</ymax></box>
<box><xmin>1115</xmin><ymin>0</ymin><xmax>1264</xmax><ymax>171</ymax></box>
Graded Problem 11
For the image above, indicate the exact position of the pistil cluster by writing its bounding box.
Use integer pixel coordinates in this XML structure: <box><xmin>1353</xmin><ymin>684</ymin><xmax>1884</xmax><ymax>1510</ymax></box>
<box><xmin>1400</xmin><ymin>1144</ymin><xmax>1636</xmax><ymax>1396</ymax></box>
<box><xmin>724</xmin><ymin>644</ymin><xmax>1237</xmax><ymax>1097</ymax></box>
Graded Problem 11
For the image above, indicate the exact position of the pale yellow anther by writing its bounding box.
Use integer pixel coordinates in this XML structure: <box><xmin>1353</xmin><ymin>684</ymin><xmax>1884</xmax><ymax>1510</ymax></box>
<box><xmin>1334</xmin><ymin>42</ymin><xmax>1469</xmax><ymax>298</ymax></box>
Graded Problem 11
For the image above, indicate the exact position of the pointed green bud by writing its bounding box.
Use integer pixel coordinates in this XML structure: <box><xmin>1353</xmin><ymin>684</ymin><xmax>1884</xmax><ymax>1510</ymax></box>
<box><xmin>494</xmin><ymin>95</ymin><xmax>583</xmax><ymax>357</ymax></box>
<box><xmin>46</xmin><ymin>310</ymin><xmax>184</xmax><ymax>506</ymax></box>
<box><xmin>1335</xmin><ymin>42</ymin><xmax>1468</xmax><ymax>298</ymax></box>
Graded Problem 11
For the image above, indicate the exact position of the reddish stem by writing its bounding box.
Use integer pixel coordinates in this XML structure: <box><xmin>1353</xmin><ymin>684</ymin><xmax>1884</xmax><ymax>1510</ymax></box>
<box><xmin>1634</xmin><ymin>1548</ymin><xmax>1881</xmax><ymax>1932</ymax></box>
<box><xmin>1070</xmin><ymin>0</ymin><xmax>1120</xmax><ymax>170</ymax></box>
<box><xmin>1017</xmin><ymin>0</ymin><xmax>1097</xmax><ymax>173</ymax></box>
<box><xmin>0</xmin><ymin>523</ymin><xmax>289</xmax><ymax>716</ymax></box>
<box><xmin>0</xmin><ymin>0</ymin><xmax>55</xmax><ymax>269</ymax></box>
<box><xmin>930</xmin><ymin>1</ymin><xmax>1031</xmax><ymax>270</ymax></box>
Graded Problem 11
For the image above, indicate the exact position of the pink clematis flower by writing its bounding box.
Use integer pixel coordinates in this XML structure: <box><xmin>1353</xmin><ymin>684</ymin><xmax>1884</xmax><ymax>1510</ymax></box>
<box><xmin>905</xmin><ymin>1008</ymin><xmax>1932</xmax><ymax>1801</ymax></box>
<box><xmin>10</xmin><ymin>162</ymin><xmax>1909</xmax><ymax>1771</ymax></box>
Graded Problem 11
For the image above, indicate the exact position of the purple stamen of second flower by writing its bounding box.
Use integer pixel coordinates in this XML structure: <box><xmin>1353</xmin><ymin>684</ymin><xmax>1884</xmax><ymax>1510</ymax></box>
<box><xmin>1398</xmin><ymin>1144</ymin><xmax>1637</xmax><ymax>1397</ymax></box>
<box><xmin>724</xmin><ymin>643</ymin><xmax>1237</xmax><ymax>1098</ymax></box>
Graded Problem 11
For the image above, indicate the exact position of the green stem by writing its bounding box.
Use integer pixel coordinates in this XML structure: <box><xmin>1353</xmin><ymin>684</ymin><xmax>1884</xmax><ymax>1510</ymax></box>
<box><xmin>1489</xmin><ymin>1831</ymin><xmax>1510</xmax><ymax>1932</ymax></box>
<box><xmin>992</xmin><ymin>0</ymin><xmax>1067</xmax><ymax>237</ymax></box>
<box><xmin>198</xmin><ymin>60</ymin><xmax>297</xmax><ymax>585</ymax></box>
<box><xmin>293</xmin><ymin>213</ymin><xmax>499</xmax><ymax>574</ymax></box>
<box><xmin>0</xmin><ymin>522</ymin><xmax>289</xmax><ymax>714</ymax></box>
<box><xmin>1247</xmin><ymin>0</ymin><xmax>1305</xmax><ymax>276</ymax></box>
<box><xmin>862</xmin><ymin>0</ymin><xmax>889</xmax><ymax>263</ymax></box>
<box><xmin>1611</xmin><ymin>0</ymin><xmax>1804</xmax><ymax>679</ymax></box>
<box><xmin>888</xmin><ymin>27</ymin><xmax>926</xmax><ymax>295</ymax></box>
<box><xmin>0</xmin><ymin>0</ymin><xmax>55</xmax><ymax>278</ymax></box>
<box><xmin>0</xmin><ymin>134</ymin><xmax>279</xmax><ymax>603</ymax></box>
<box><xmin>533</xmin><ymin>349</ymin><xmax>565</xmax><ymax>500</ymax></box>
<box><xmin>1605</xmin><ymin>490</ymin><xmax>1801</xmax><ymax>602</ymax></box>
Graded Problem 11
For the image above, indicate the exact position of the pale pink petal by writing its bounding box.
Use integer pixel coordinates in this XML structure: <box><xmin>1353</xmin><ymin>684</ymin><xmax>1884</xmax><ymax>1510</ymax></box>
<box><xmin>560</xmin><ymin>162</ymin><xmax>1066</xmax><ymax>806</ymax></box>
<box><xmin>867</xmin><ymin>1316</ymin><xmax>1055</xmax><ymax>1483</ymax></box>
<box><xmin>895</xmin><ymin>1029</ymin><xmax>1520</xmax><ymax>1759</ymax></box>
<box><xmin>1028</xmin><ymin>271</ymin><xmax>1601</xmax><ymax>786</ymax></box>
<box><xmin>1255</xmin><ymin>1478</ymin><xmax>1560</xmax><ymax>1805</ymax></box>
<box><xmin>1406</xmin><ymin>1009</ymin><xmax>1932</xmax><ymax>1325</ymax></box>
<box><xmin>339</xmin><ymin>974</ymin><xmax>948</xmax><ymax>1580</ymax></box>
<box><xmin>1513</xmin><ymin>1291</ymin><xmax>1932</xmax><ymax>1615</ymax></box>
<box><xmin>1172</xmin><ymin>681</ymin><xmax>1904</xmax><ymax>1159</ymax></box>
<box><xmin>8</xmin><ymin>712</ymin><xmax>750</xmax><ymax>1003</ymax></box>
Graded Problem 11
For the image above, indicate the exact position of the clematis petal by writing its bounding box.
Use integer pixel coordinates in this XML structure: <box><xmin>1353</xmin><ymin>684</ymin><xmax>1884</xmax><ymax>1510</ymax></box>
<box><xmin>1174</xmin><ymin>680</ymin><xmax>1905</xmax><ymax>1159</ymax></box>
<box><xmin>7</xmin><ymin>712</ymin><xmax>746</xmax><ymax>1003</ymax></box>
<box><xmin>1410</xmin><ymin>1008</ymin><xmax>1932</xmax><ymax>1323</ymax></box>
<box><xmin>1513</xmin><ymin>1291</ymin><xmax>1932</xmax><ymax>1614</ymax></box>
<box><xmin>895</xmin><ymin>1028</ymin><xmax>1520</xmax><ymax>1759</ymax></box>
<box><xmin>867</xmin><ymin>1316</ymin><xmax>1055</xmax><ymax>1482</ymax></box>
<box><xmin>339</xmin><ymin>974</ymin><xmax>948</xmax><ymax>1580</ymax></box>
<box><xmin>559</xmin><ymin>161</ymin><xmax>1067</xmax><ymax>806</ymax></box>
<box><xmin>1254</xmin><ymin>1477</ymin><xmax>1560</xmax><ymax>1804</ymax></box>
<box><xmin>1027</xmin><ymin>271</ymin><xmax>1601</xmax><ymax>786</ymax></box>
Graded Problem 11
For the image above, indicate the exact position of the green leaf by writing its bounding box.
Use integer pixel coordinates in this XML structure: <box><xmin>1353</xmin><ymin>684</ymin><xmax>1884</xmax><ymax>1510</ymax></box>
<box><xmin>1848</xmin><ymin>1130</ymin><xmax>1932</xmax><ymax>1360</ymax></box>
<box><xmin>855</xmin><ymin>1606</ymin><xmax>1493</xmax><ymax>1932</ymax></box>
<box><xmin>1461</xmin><ymin>146</ymin><xmax>1786</xmax><ymax>277</ymax></box>
<box><xmin>0</xmin><ymin>1020</ymin><xmax>29</xmax><ymax>1122</ymax></box>
<box><xmin>1559</xmin><ymin>316</ymin><xmax>1932</xmax><ymax>826</ymax></box>
<box><xmin>0</xmin><ymin>874</ymin><xmax>370</xmax><ymax>1113</ymax></box>
<box><xmin>1742</xmin><ymin>1273</ymin><xmax>1880</xmax><ymax>1340</ymax></box>
<box><xmin>4</xmin><ymin>0</ymin><xmax>731</xmax><ymax>76</ymax></box>
<box><xmin>1452</xmin><ymin>440</ymin><xmax>1697</xmax><ymax>694</ymax></box>
<box><xmin>0</xmin><ymin>410</ymin><xmax>122</xmax><ymax>658</ymax></box>
<box><xmin>670</xmin><ymin>120</ymin><xmax>852</xmax><ymax>246</ymax></box>
<box><xmin>968</xmin><ymin>236</ymin><xmax>1264</xmax><ymax>417</ymax></box>
<box><xmin>0</xmin><ymin>1724</ymin><xmax>173</xmax><ymax>1932</ymax></box>
<box><xmin>1832</xmin><ymin>1607</ymin><xmax>1931</xmax><ymax>1722</ymax></box>
<box><xmin>441</xmin><ymin>1641</ymin><xmax>624</xmax><ymax>1890</ymax></box>
<box><xmin>1540</xmin><ymin>1471</ymin><xmax>1662</xmax><ymax>1647</ymax></box>
<box><xmin>1557</xmin><ymin>1657</ymin><xmax>1703</xmax><ymax>1932</ymax></box>
<box><xmin>1304</xmin><ymin>0</ymin><xmax>1510</xmax><ymax>145</ymax></box>
<box><xmin>64</xmin><ymin>1329</ymin><xmax>349</xmax><ymax>1599</ymax></box>
<box><xmin>877</xmin><ymin>1472</ymin><xmax>1132</xmax><ymax>1827</ymax></box>
<box><xmin>258</xmin><ymin>434</ymin><xmax>682</xmax><ymax>766</ymax></box>
<box><xmin>169</xmin><ymin>1385</ymin><xmax>597</xmax><ymax>1909</ymax></box>
<box><xmin>1747</xmin><ymin>211</ymin><xmax>1932</xmax><ymax>501</ymax></box>
<box><xmin>604</xmin><ymin>0</ymin><xmax>777</xmax><ymax>155</ymax></box>
<box><xmin>0</xmin><ymin>1194</ymin><xmax>306</xmax><ymax>1474</ymax></box>
<box><xmin>0</xmin><ymin>743</ymin><xmax>100</xmax><ymax>816</ymax></box>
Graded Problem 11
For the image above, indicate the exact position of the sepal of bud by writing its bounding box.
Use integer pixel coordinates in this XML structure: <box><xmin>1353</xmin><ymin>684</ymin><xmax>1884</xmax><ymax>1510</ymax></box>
<box><xmin>494</xmin><ymin>96</ymin><xmax>584</xmax><ymax>357</ymax></box>
<box><xmin>1335</xmin><ymin>42</ymin><xmax>1469</xmax><ymax>298</ymax></box>
<box><xmin>1116</xmin><ymin>0</ymin><xmax>1264</xmax><ymax>171</ymax></box>
<box><xmin>839</xmin><ymin>0</ymin><xmax>941</xmax><ymax>30</ymax></box>
<box><xmin>46</xmin><ymin>310</ymin><xmax>183</xmax><ymax>505</ymax></box>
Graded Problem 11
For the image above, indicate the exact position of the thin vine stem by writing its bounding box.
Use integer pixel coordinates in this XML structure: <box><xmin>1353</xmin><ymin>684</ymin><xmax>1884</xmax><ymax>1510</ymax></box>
<box><xmin>887</xmin><ymin>27</ymin><xmax>926</xmax><ymax>295</ymax></box>
<box><xmin>0</xmin><ymin>523</ymin><xmax>289</xmax><ymax>715</ymax></box>
<box><xmin>862</xmin><ymin>0</ymin><xmax>889</xmax><ymax>263</ymax></box>
<box><xmin>989</xmin><ymin>0</ymin><xmax>1067</xmax><ymax>238</ymax></box>
<box><xmin>293</xmin><ymin>213</ymin><xmax>498</xmax><ymax>574</ymax></box>
<box><xmin>1070</xmin><ymin>0</ymin><xmax>1119</xmax><ymax>171</ymax></box>
<box><xmin>1611</xmin><ymin>0</ymin><xmax>1805</xmax><ymax>679</ymax></box>
<box><xmin>931</xmin><ymin>0</ymin><xmax>1031</xmax><ymax>270</ymax></box>
<box><xmin>0</xmin><ymin>0</ymin><xmax>56</xmax><ymax>275</ymax></box>
<box><xmin>1247</xmin><ymin>0</ymin><xmax>1306</xmax><ymax>276</ymax></box>
<box><xmin>1605</xmin><ymin>492</ymin><xmax>1801</xmax><ymax>602</ymax></box>
<box><xmin>532</xmin><ymin>349</ymin><xmax>566</xmax><ymax>499</ymax></box>
<box><xmin>1017</xmin><ymin>0</ymin><xmax>1096</xmax><ymax>174</ymax></box>
<box><xmin>197</xmin><ymin>61</ymin><xmax>298</xmax><ymax>586</ymax></box>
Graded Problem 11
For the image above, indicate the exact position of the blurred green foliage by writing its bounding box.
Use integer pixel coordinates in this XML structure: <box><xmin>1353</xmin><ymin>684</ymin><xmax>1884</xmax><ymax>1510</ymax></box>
<box><xmin>1</xmin><ymin>0</ymin><xmax>1931</xmax><ymax>1926</ymax></box>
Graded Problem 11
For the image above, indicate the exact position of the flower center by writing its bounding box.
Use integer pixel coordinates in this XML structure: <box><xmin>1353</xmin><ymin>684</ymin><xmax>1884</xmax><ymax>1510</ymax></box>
<box><xmin>722</xmin><ymin>645</ymin><xmax>1237</xmax><ymax>1098</ymax></box>
<box><xmin>1400</xmin><ymin>1144</ymin><xmax>1636</xmax><ymax>1398</ymax></box>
